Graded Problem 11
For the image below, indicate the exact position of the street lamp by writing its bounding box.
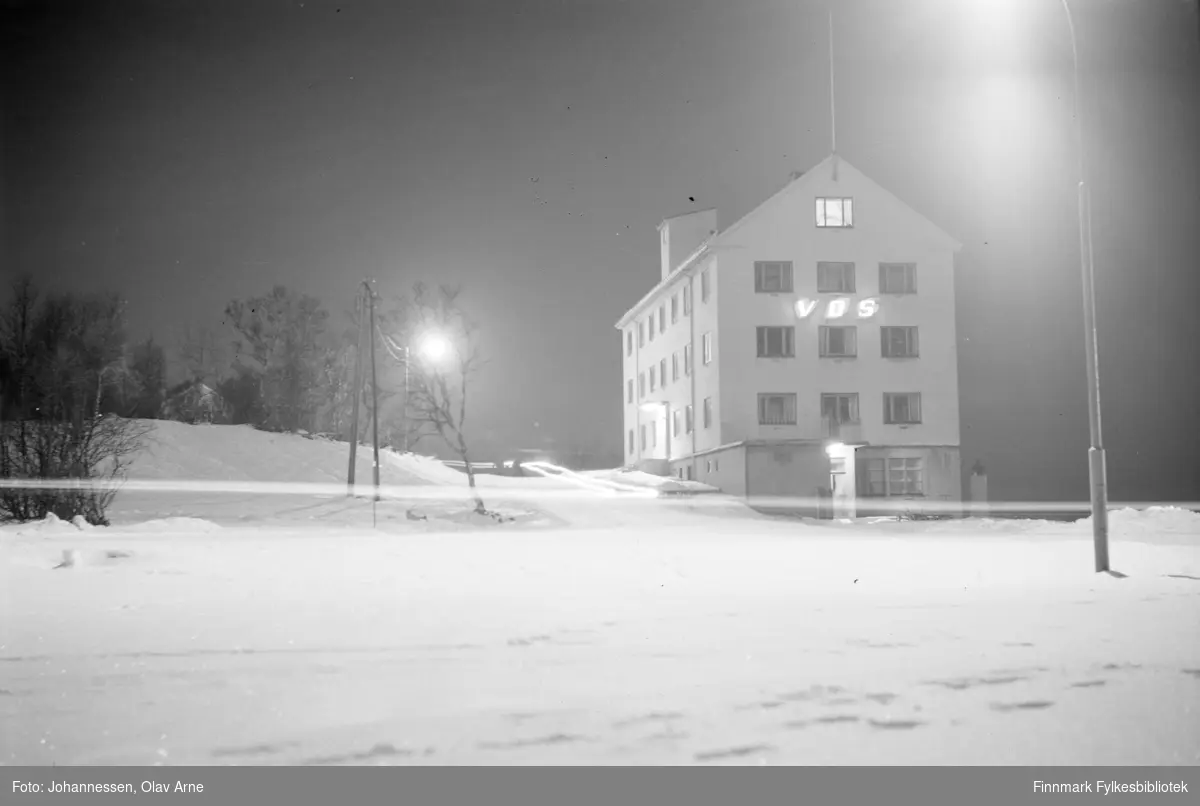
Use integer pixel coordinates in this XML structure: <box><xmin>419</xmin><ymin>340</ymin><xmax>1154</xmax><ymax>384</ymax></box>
<box><xmin>378</xmin><ymin>329</ymin><xmax>452</xmax><ymax>453</ymax></box>
<box><xmin>974</xmin><ymin>0</ymin><xmax>1109</xmax><ymax>572</ymax></box>
<box><xmin>347</xmin><ymin>280</ymin><xmax>382</xmax><ymax>502</ymax></box>
<box><xmin>1059</xmin><ymin>0</ymin><xmax>1110</xmax><ymax>573</ymax></box>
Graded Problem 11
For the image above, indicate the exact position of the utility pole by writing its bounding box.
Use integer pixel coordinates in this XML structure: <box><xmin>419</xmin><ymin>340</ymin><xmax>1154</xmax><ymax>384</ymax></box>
<box><xmin>367</xmin><ymin>282</ymin><xmax>381</xmax><ymax>503</ymax></box>
<box><xmin>402</xmin><ymin>346</ymin><xmax>410</xmax><ymax>453</ymax></box>
<box><xmin>1061</xmin><ymin>0</ymin><xmax>1109</xmax><ymax>572</ymax></box>
<box><xmin>346</xmin><ymin>289</ymin><xmax>365</xmax><ymax>496</ymax></box>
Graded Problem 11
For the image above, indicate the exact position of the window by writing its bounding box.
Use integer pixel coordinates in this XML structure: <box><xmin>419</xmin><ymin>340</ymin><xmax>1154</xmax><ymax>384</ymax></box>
<box><xmin>649</xmin><ymin>365</ymin><xmax>657</xmax><ymax>391</ymax></box>
<box><xmin>673</xmin><ymin>410</ymin><xmax>682</xmax><ymax>437</ymax></box>
<box><xmin>639</xmin><ymin>425</ymin><xmax>647</xmax><ymax>451</ymax></box>
<box><xmin>627</xmin><ymin>379</ymin><xmax>633</xmax><ymax>403</ymax></box>
<box><xmin>659</xmin><ymin>304</ymin><xmax>666</xmax><ymax>334</ymax></box>
<box><xmin>816</xmin><ymin>197</ymin><xmax>854</xmax><ymax>227</ymax></box>
<box><xmin>648</xmin><ymin>312</ymin><xmax>655</xmax><ymax>342</ymax></box>
<box><xmin>888</xmin><ymin>457</ymin><xmax>924</xmax><ymax>495</ymax></box>
<box><xmin>626</xmin><ymin>330</ymin><xmax>633</xmax><ymax>356</ymax></box>
<box><xmin>639</xmin><ymin>321</ymin><xmax>645</xmax><ymax>348</ymax></box>
<box><xmin>672</xmin><ymin>352</ymin><xmax>679</xmax><ymax>382</ymax></box>
<box><xmin>628</xmin><ymin>429</ymin><xmax>634</xmax><ymax>453</ymax></box>
<box><xmin>684</xmin><ymin>344</ymin><xmax>693</xmax><ymax>375</ymax></box>
<box><xmin>756</xmin><ymin>326</ymin><xmax>795</xmax><ymax>358</ymax></box>
<box><xmin>683</xmin><ymin>285</ymin><xmax>692</xmax><ymax>315</ymax></box>
<box><xmin>862</xmin><ymin>457</ymin><xmax>923</xmax><ymax>496</ymax></box>
<box><xmin>638</xmin><ymin>373</ymin><xmax>645</xmax><ymax>398</ymax></box>
<box><xmin>671</xmin><ymin>294</ymin><xmax>679</xmax><ymax>323</ymax></box>
<box><xmin>817</xmin><ymin>261</ymin><xmax>856</xmax><ymax>293</ymax></box>
<box><xmin>820</xmin><ymin>393</ymin><xmax>859</xmax><ymax>424</ymax></box>
<box><xmin>659</xmin><ymin>358</ymin><xmax>667</xmax><ymax>387</ymax></box>
<box><xmin>713</xmin><ymin>458</ymin><xmax>719</xmax><ymax>472</ymax></box>
<box><xmin>685</xmin><ymin>404</ymin><xmax>693</xmax><ymax>434</ymax></box>
<box><xmin>881</xmin><ymin>326</ymin><xmax>919</xmax><ymax>358</ymax></box>
<box><xmin>754</xmin><ymin>261</ymin><xmax>794</xmax><ymax>293</ymax></box>
<box><xmin>703</xmin><ymin>397</ymin><xmax>713</xmax><ymax>429</ymax></box>
<box><xmin>702</xmin><ymin>332</ymin><xmax>713</xmax><ymax>364</ymax></box>
<box><xmin>686</xmin><ymin>466</ymin><xmax>693</xmax><ymax>481</ymax></box>
<box><xmin>701</xmin><ymin>268</ymin><xmax>710</xmax><ymax>302</ymax></box>
<box><xmin>819</xmin><ymin>326</ymin><xmax>857</xmax><ymax>357</ymax></box>
<box><xmin>758</xmin><ymin>393</ymin><xmax>798</xmax><ymax>425</ymax></box>
<box><xmin>883</xmin><ymin>393</ymin><xmax>922</xmax><ymax>424</ymax></box>
<box><xmin>880</xmin><ymin>262</ymin><xmax>917</xmax><ymax>294</ymax></box>
<box><xmin>650</xmin><ymin>421</ymin><xmax>657</xmax><ymax>448</ymax></box>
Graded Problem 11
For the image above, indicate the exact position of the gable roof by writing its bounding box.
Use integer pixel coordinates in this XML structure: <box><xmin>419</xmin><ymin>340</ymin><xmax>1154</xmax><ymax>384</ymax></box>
<box><xmin>615</xmin><ymin>152</ymin><xmax>962</xmax><ymax>329</ymax></box>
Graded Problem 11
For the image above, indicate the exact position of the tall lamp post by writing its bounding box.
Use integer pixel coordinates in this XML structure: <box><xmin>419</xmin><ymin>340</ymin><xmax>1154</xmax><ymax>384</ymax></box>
<box><xmin>346</xmin><ymin>280</ymin><xmax>382</xmax><ymax>502</ymax></box>
<box><xmin>1061</xmin><ymin>0</ymin><xmax>1109</xmax><ymax>572</ymax></box>
<box><xmin>377</xmin><ymin>329</ymin><xmax>452</xmax><ymax>455</ymax></box>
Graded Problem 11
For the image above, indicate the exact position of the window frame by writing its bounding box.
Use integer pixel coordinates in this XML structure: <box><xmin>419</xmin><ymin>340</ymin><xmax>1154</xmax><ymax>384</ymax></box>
<box><xmin>757</xmin><ymin>392</ymin><xmax>798</xmax><ymax>426</ymax></box>
<box><xmin>879</xmin><ymin>262</ymin><xmax>917</xmax><ymax>294</ymax></box>
<box><xmin>703</xmin><ymin>396</ymin><xmax>713</xmax><ymax>429</ymax></box>
<box><xmin>815</xmin><ymin>197</ymin><xmax>854</xmax><ymax>228</ymax></box>
<box><xmin>671</xmin><ymin>294</ymin><xmax>679</xmax><ymax>323</ymax></box>
<box><xmin>702</xmin><ymin>332</ymin><xmax>713</xmax><ymax>365</ymax></box>
<box><xmin>817</xmin><ymin>261</ymin><xmax>856</xmax><ymax>293</ymax></box>
<box><xmin>756</xmin><ymin>325</ymin><xmax>796</xmax><ymax>358</ymax></box>
<box><xmin>883</xmin><ymin>392</ymin><xmax>923</xmax><ymax>425</ymax></box>
<box><xmin>820</xmin><ymin>392</ymin><xmax>860</xmax><ymax>424</ymax></box>
<box><xmin>754</xmin><ymin>261</ymin><xmax>795</xmax><ymax>294</ymax></box>
<box><xmin>881</xmin><ymin>326</ymin><xmax>920</xmax><ymax>358</ymax></box>
<box><xmin>627</xmin><ymin>379</ymin><xmax>633</xmax><ymax>404</ymax></box>
<box><xmin>818</xmin><ymin>325</ymin><xmax>858</xmax><ymax>358</ymax></box>
<box><xmin>701</xmin><ymin>268</ymin><xmax>711</xmax><ymax>302</ymax></box>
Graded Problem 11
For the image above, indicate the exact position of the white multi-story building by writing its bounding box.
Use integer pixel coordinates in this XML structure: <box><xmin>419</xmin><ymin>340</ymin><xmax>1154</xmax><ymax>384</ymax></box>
<box><xmin>616</xmin><ymin>154</ymin><xmax>963</xmax><ymax>517</ymax></box>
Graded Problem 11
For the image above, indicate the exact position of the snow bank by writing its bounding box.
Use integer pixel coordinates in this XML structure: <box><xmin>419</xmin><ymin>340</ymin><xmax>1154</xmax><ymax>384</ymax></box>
<box><xmin>125</xmin><ymin>420</ymin><xmax>432</xmax><ymax>487</ymax></box>
<box><xmin>579</xmin><ymin>468</ymin><xmax>719</xmax><ymax>494</ymax></box>
<box><xmin>120</xmin><ymin>517</ymin><xmax>224</xmax><ymax>535</ymax></box>
<box><xmin>0</xmin><ymin>512</ymin><xmax>92</xmax><ymax>538</ymax></box>
<box><xmin>1082</xmin><ymin>505</ymin><xmax>1200</xmax><ymax>538</ymax></box>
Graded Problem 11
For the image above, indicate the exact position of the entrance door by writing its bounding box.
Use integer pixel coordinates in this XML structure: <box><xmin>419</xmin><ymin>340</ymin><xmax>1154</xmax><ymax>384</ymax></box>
<box><xmin>831</xmin><ymin>472</ymin><xmax>854</xmax><ymax>519</ymax></box>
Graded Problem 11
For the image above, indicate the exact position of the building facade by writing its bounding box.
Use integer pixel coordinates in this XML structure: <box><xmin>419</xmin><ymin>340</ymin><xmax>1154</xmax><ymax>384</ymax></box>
<box><xmin>616</xmin><ymin>154</ymin><xmax>963</xmax><ymax>517</ymax></box>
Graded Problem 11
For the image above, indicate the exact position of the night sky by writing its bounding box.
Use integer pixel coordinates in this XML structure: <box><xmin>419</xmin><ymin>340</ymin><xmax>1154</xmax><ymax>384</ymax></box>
<box><xmin>4</xmin><ymin>0</ymin><xmax>1199</xmax><ymax>503</ymax></box>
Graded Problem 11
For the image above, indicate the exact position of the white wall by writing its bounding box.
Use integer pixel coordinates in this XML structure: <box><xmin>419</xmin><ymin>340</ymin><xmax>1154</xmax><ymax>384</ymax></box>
<box><xmin>621</xmin><ymin>267</ymin><xmax>714</xmax><ymax>469</ymax></box>
<box><xmin>715</xmin><ymin>159</ymin><xmax>961</xmax><ymax>449</ymax></box>
<box><xmin>660</xmin><ymin>209</ymin><xmax>718</xmax><ymax>281</ymax></box>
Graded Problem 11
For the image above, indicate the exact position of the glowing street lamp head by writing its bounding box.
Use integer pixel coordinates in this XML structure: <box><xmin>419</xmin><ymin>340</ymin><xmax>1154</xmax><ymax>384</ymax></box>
<box><xmin>418</xmin><ymin>333</ymin><xmax>451</xmax><ymax>363</ymax></box>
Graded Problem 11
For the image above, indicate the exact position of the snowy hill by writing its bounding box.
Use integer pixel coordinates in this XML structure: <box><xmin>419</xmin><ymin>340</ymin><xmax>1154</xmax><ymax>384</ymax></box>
<box><xmin>105</xmin><ymin>420</ymin><xmax>561</xmax><ymax>529</ymax></box>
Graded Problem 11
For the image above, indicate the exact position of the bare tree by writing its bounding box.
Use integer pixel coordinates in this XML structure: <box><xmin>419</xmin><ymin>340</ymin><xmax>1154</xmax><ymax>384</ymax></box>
<box><xmin>0</xmin><ymin>276</ymin><xmax>151</xmax><ymax>524</ymax></box>
<box><xmin>388</xmin><ymin>283</ymin><xmax>489</xmax><ymax>514</ymax></box>
<box><xmin>178</xmin><ymin>322</ymin><xmax>230</xmax><ymax>387</ymax></box>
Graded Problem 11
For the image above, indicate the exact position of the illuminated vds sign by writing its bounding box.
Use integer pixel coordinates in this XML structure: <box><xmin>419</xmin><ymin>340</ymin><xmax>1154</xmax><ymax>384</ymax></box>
<box><xmin>795</xmin><ymin>297</ymin><xmax>880</xmax><ymax>320</ymax></box>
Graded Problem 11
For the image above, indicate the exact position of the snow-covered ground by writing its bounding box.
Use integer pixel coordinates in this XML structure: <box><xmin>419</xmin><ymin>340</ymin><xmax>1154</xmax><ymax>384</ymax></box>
<box><xmin>1</xmin><ymin>422</ymin><xmax>1198</xmax><ymax>766</ymax></box>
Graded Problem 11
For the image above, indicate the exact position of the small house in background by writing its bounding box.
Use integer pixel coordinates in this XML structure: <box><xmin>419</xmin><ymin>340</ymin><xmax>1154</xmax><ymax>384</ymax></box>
<box><xmin>160</xmin><ymin>379</ymin><xmax>228</xmax><ymax>424</ymax></box>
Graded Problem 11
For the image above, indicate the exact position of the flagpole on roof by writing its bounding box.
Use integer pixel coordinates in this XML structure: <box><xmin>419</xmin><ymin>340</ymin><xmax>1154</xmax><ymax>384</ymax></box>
<box><xmin>829</xmin><ymin>8</ymin><xmax>838</xmax><ymax>179</ymax></box>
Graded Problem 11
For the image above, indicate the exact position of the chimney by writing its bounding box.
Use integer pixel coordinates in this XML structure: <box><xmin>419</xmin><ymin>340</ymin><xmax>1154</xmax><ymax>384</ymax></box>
<box><xmin>658</xmin><ymin>208</ymin><xmax>718</xmax><ymax>282</ymax></box>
